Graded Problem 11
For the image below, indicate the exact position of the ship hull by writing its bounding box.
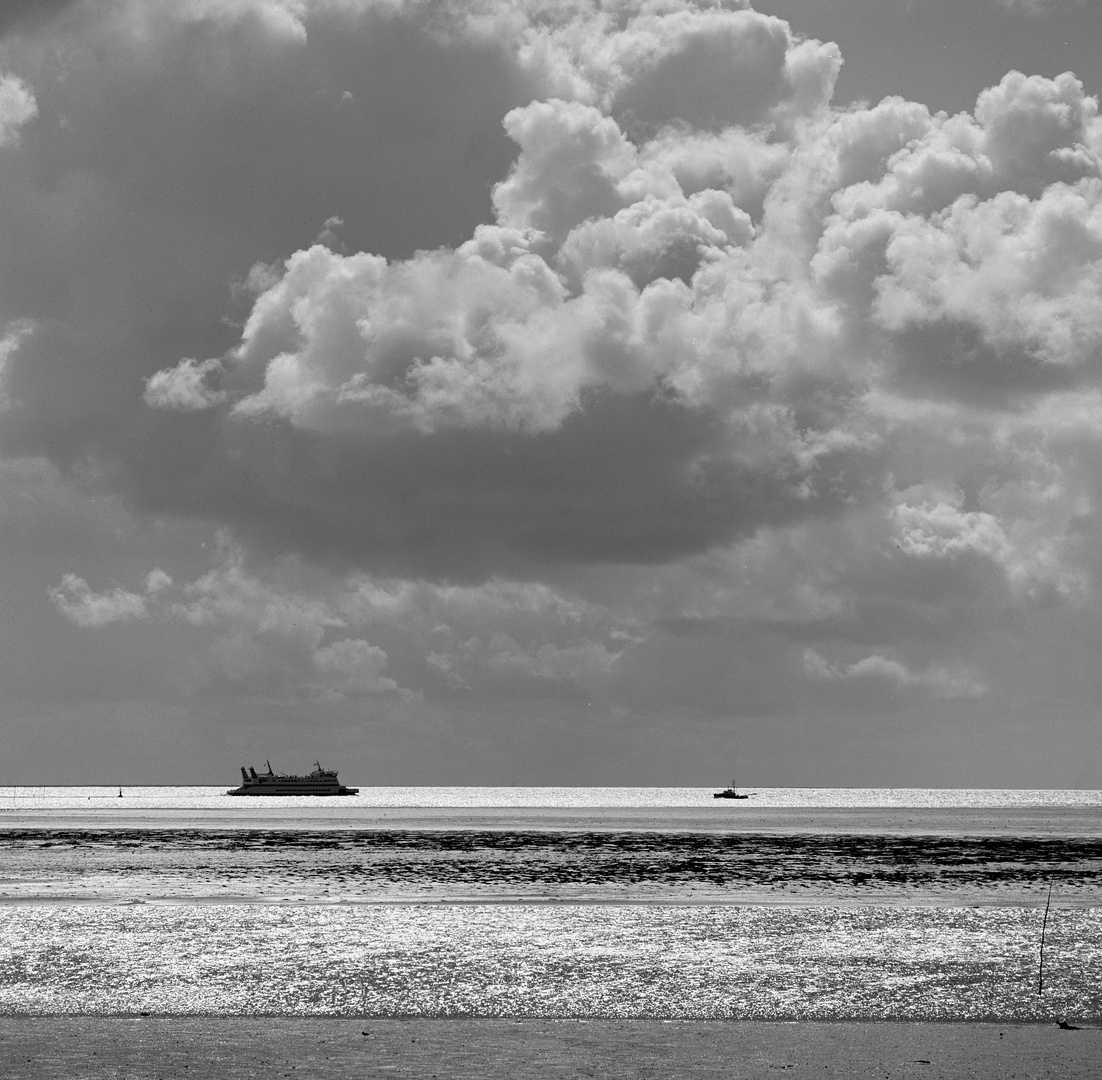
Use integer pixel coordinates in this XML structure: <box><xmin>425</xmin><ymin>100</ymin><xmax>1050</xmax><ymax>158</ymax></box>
<box><xmin>227</xmin><ymin>783</ymin><xmax>358</xmax><ymax>796</ymax></box>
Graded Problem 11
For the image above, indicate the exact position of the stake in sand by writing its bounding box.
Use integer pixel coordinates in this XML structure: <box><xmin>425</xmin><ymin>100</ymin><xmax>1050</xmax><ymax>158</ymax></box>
<box><xmin>1038</xmin><ymin>878</ymin><xmax>1054</xmax><ymax>995</ymax></box>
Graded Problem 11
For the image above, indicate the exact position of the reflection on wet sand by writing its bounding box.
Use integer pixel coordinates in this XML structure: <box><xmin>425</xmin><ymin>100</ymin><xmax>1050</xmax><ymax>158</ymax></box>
<box><xmin>3</xmin><ymin>797</ymin><xmax>1099</xmax><ymax>1023</ymax></box>
<box><xmin>2</xmin><ymin>902</ymin><xmax>1101</xmax><ymax>1020</ymax></box>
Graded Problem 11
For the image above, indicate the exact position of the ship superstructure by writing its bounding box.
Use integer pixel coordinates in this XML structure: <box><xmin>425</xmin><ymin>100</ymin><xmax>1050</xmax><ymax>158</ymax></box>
<box><xmin>226</xmin><ymin>761</ymin><xmax>359</xmax><ymax>796</ymax></box>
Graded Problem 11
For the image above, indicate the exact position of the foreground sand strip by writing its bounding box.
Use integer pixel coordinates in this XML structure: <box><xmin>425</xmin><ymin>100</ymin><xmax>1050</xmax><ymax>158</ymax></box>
<box><xmin>0</xmin><ymin>1019</ymin><xmax>1098</xmax><ymax>1079</ymax></box>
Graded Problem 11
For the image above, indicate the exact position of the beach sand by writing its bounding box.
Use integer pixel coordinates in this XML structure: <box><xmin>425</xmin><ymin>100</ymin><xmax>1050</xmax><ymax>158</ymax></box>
<box><xmin>1</xmin><ymin>1018</ymin><xmax>1098</xmax><ymax>1079</ymax></box>
<box><xmin>3</xmin><ymin>808</ymin><xmax>1098</xmax><ymax>1072</ymax></box>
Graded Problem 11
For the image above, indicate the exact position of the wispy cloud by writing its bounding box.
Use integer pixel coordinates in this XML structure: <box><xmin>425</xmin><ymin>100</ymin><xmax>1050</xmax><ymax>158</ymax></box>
<box><xmin>995</xmin><ymin>0</ymin><xmax>1084</xmax><ymax>16</ymax></box>
<box><xmin>803</xmin><ymin>649</ymin><xmax>986</xmax><ymax>700</ymax></box>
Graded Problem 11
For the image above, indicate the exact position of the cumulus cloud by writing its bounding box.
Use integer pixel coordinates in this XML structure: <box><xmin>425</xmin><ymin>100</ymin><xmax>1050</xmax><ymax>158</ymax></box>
<box><xmin>224</xmin><ymin>239</ymin><xmax>586</xmax><ymax>433</ymax></box>
<box><xmin>148</xmin><ymin>55</ymin><xmax>886</xmax><ymax>571</ymax></box>
<box><xmin>114</xmin><ymin>10</ymin><xmax>1102</xmax><ymax>704</ymax></box>
<box><xmin>339</xmin><ymin>571</ymin><xmax>635</xmax><ymax>696</ymax></box>
<box><xmin>0</xmin><ymin>74</ymin><xmax>36</xmax><ymax>146</ymax></box>
<box><xmin>312</xmin><ymin>637</ymin><xmax>398</xmax><ymax>697</ymax></box>
<box><xmin>610</xmin><ymin>7</ymin><xmax>841</xmax><ymax>134</ymax></box>
<box><xmin>48</xmin><ymin>543</ymin><xmax>408</xmax><ymax>700</ymax></box>
<box><xmin>50</xmin><ymin>540</ymin><xmax>636</xmax><ymax>704</ymax></box>
<box><xmin>892</xmin><ymin>498</ymin><xmax>1012</xmax><ymax>562</ymax></box>
<box><xmin>50</xmin><ymin>575</ymin><xmax>147</xmax><ymax>627</ymax></box>
<box><xmin>493</xmin><ymin>99</ymin><xmax>639</xmax><ymax>243</ymax></box>
<box><xmin>511</xmin><ymin>3</ymin><xmax>840</xmax><ymax>133</ymax></box>
<box><xmin>7</xmin><ymin>0</ymin><xmax>1102</xmax><ymax>777</ymax></box>
<box><xmin>5</xmin><ymin>1</ymin><xmax>876</xmax><ymax>580</ymax></box>
<box><xmin>874</xmin><ymin>181</ymin><xmax>1102</xmax><ymax>382</ymax></box>
<box><xmin>144</xmin><ymin>357</ymin><xmax>227</xmax><ymax>411</ymax></box>
<box><xmin>890</xmin><ymin>483</ymin><xmax>1088</xmax><ymax>601</ymax></box>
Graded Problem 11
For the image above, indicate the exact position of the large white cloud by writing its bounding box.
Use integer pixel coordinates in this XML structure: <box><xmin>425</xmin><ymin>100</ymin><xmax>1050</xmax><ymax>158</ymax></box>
<box><xmin>224</xmin><ymin>237</ymin><xmax>583</xmax><ymax>433</ymax></box>
<box><xmin>141</xmin><ymin>37</ymin><xmax>879</xmax><ymax>568</ymax></box>
<box><xmin>6</xmin><ymin>0</ymin><xmax>1102</xmax><ymax>754</ymax></box>
<box><xmin>127</xmin><ymin>11</ymin><xmax>1102</xmax><ymax>719</ymax></box>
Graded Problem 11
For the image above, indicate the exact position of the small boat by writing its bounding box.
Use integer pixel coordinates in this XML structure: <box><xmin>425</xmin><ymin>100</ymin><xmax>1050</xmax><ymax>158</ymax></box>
<box><xmin>713</xmin><ymin>781</ymin><xmax>751</xmax><ymax>800</ymax></box>
<box><xmin>226</xmin><ymin>761</ymin><xmax>359</xmax><ymax>796</ymax></box>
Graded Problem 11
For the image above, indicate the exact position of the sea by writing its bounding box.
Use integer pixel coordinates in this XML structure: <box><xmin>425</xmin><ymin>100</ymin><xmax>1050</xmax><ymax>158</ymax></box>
<box><xmin>1</xmin><ymin>787</ymin><xmax>1100</xmax><ymax>1022</ymax></box>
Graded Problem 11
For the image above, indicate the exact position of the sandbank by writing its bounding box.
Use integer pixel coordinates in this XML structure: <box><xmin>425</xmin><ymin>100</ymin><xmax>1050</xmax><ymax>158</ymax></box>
<box><xmin>1</xmin><ymin>1018</ymin><xmax>1098</xmax><ymax>1079</ymax></box>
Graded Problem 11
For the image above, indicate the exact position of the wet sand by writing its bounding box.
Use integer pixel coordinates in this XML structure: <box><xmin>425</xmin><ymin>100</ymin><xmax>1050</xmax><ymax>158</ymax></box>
<box><xmin>1</xmin><ymin>1018</ymin><xmax>1098</xmax><ymax>1079</ymax></box>
<box><xmin>4</xmin><ymin>805</ymin><xmax>1098</xmax><ymax>1045</ymax></box>
<box><xmin>3</xmin><ymin>804</ymin><xmax>1102</xmax><ymax>835</ymax></box>
<box><xmin>3</xmin><ymin>899</ymin><xmax>1098</xmax><ymax>1020</ymax></box>
<box><xmin>3</xmin><ymin>827</ymin><xmax>1100</xmax><ymax>906</ymax></box>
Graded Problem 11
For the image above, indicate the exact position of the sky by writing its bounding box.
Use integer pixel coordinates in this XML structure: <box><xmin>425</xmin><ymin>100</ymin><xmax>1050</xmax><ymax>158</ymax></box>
<box><xmin>2</xmin><ymin>0</ymin><xmax>1102</xmax><ymax>788</ymax></box>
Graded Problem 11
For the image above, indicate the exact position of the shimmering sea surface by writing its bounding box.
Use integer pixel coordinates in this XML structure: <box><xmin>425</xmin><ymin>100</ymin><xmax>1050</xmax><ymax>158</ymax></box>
<box><xmin>5</xmin><ymin>785</ymin><xmax>1102</xmax><ymax>809</ymax></box>
<box><xmin>1</xmin><ymin>788</ymin><xmax>1100</xmax><ymax>1020</ymax></box>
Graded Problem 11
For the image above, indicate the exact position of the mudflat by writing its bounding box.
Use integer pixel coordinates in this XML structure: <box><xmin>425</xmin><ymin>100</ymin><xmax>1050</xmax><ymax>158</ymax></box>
<box><xmin>1</xmin><ymin>1018</ymin><xmax>1098</xmax><ymax>1079</ymax></box>
<box><xmin>3</xmin><ymin>827</ymin><xmax>1101</xmax><ymax>906</ymax></box>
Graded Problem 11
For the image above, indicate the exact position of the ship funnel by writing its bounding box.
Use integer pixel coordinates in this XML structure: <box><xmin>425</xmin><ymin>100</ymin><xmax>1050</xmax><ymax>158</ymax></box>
<box><xmin>241</xmin><ymin>767</ymin><xmax>249</xmax><ymax>783</ymax></box>
<box><xmin>249</xmin><ymin>766</ymin><xmax>258</xmax><ymax>780</ymax></box>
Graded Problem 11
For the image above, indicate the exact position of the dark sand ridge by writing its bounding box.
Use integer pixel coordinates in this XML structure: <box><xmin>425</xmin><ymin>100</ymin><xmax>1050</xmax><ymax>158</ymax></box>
<box><xmin>3</xmin><ymin>805</ymin><xmax>1102</xmax><ymax>835</ymax></box>
<box><xmin>1</xmin><ymin>1018</ymin><xmax>1098</xmax><ymax>1079</ymax></box>
<box><xmin>2</xmin><ymin>828</ymin><xmax>1100</xmax><ymax>906</ymax></box>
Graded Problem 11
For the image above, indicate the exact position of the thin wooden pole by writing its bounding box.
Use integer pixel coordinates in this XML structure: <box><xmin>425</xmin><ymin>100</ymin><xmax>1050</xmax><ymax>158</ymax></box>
<box><xmin>1038</xmin><ymin>878</ymin><xmax>1054</xmax><ymax>994</ymax></box>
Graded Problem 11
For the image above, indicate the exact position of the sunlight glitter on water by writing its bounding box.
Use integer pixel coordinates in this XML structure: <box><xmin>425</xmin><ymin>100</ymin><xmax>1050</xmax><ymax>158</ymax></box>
<box><xmin>0</xmin><ymin>904</ymin><xmax>1099</xmax><ymax>1021</ymax></box>
<box><xmin>5</xmin><ymin>786</ymin><xmax>1102</xmax><ymax>810</ymax></box>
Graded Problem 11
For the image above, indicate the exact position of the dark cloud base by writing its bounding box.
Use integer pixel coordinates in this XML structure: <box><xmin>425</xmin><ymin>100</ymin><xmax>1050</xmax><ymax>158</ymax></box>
<box><xmin>119</xmin><ymin>390</ymin><xmax>870</xmax><ymax>580</ymax></box>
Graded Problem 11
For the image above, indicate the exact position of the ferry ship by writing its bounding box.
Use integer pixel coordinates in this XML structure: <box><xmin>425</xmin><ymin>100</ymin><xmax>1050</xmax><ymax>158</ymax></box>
<box><xmin>227</xmin><ymin>761</ymin><xmax>359</xmax><ymax>796</ymax></box>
